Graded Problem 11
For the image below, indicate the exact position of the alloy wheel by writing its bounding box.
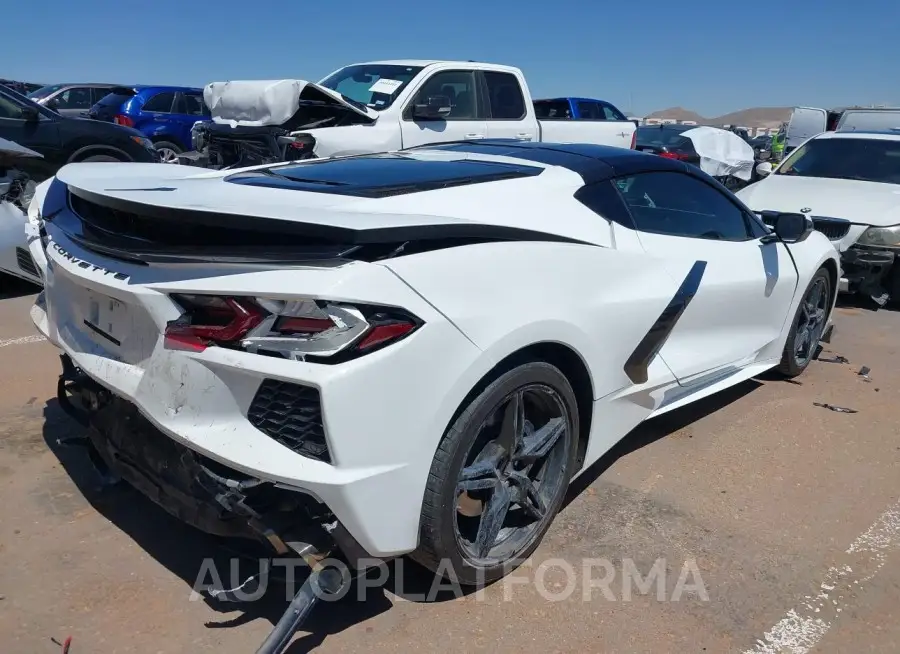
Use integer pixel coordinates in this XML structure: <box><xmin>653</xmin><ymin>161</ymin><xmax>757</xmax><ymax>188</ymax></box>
<box><xmin>453</xmin><ymin>384</ymin><xmax>571</xmax><ymax>565</ymax></box>
<box><xmin>794</xmin><ymin>277</ymin><xmax>829</xmax><ymax>366</ymax></box>
<box><xmin>157</xmin><ymin>147</ymin><xmax>181</xmax><ymax>164</ymax></box>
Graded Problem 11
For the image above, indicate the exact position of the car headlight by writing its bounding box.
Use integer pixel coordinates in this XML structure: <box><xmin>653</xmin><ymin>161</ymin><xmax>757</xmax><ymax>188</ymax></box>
<box><xmin>857</xmin><ymin>224</ymin><xmax>900</xmax><ymax>248</ymax></box>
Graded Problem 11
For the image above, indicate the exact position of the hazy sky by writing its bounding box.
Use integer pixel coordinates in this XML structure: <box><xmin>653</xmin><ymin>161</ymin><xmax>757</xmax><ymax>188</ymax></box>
<box><xmin>5</xmin><ymin>0</ymin><xmax>899</xmax><ymax>117</ymax></box>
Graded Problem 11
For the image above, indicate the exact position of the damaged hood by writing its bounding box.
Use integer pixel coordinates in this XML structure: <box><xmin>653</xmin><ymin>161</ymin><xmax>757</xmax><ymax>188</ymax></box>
<box><xmin>737</xmin><ymin>175</ymin><xmax>900</xmax><ymax>227</ymax></box>
<box><xmin>204</xmin><ymin>79</ymin><xmax>378</xmax><ymax>127</ymax></box>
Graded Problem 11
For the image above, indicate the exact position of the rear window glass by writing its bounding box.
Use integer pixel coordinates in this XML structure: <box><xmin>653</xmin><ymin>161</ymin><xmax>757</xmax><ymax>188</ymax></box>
<box><xmin>636</xmin><ymin>126</ymin><xmax>692</xmax><ymax>147</ymax></box>
<box><xmin>225</xmin><ymin>154</ymin><xmax>543</xmax><ymax>197</ymax></box>
<box><xmin>534</xmin><ymin>100</ymin><xmax>572</xmax><ymax>119</ymax></box>
<box><xmin>97</xmin><ymin>91</ymin><xmax>135</xmax><ymax>107</ymax></box>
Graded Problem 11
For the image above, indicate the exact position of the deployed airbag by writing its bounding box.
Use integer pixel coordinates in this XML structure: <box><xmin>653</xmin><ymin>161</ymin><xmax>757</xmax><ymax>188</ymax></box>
<box><xmin>681</xmin><ymin>126</ymin><xmax>755</xmax><ymax>181</ymax></box>
<box><xmin>205</xmin><ymin>80</ymin><xmax>306</xmax><ymax>127</ymax></box>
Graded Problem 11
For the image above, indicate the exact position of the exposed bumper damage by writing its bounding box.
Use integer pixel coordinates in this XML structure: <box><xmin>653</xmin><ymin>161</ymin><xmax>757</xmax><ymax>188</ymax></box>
<box><xmin>56</xmin><ymin>353</ymin><xmax>371</xmax><ymax>565</ymax></box>
<box><xmin>840</xmin><ymin>245</ymin><xmax>898</xmax><ymax>306</ymax></box>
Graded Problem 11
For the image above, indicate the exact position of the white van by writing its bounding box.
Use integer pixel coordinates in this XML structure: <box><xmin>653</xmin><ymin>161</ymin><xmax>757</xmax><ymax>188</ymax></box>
<box><xmin>785</xmin><ymin>106</ymin><xmax>900</xmax><ymax>153</ymax></box>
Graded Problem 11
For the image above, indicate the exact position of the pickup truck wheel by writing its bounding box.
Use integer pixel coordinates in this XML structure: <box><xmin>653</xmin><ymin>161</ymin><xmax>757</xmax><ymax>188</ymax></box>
<box><xmin>412</xmin><ymin>361</ymin><xmax>578</xmax><ymax>586</ymax></box>
<box><xmin>154</xmin><ymin>141</ymin><xmax>182</xmax><ymax>164</ymax></box>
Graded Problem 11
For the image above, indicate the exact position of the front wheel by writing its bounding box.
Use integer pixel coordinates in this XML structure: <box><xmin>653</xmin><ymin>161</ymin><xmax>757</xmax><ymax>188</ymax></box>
<box><xmin>154</xmin><ymin>141</ymin><xmax>183</xmax><ymax>164</ymax></box>
<box><xmin>412</xmin><ymin>361</ymin><xmax>579</xmax><ymax>586</ymax></box>
<box><xmin>777</xmin><ymin>268</ymin><xmax>832</xmax><ymax>377</ymax></box>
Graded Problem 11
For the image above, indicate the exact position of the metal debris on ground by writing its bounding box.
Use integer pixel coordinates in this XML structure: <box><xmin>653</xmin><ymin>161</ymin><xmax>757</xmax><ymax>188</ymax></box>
<box><xmin>857</xmin><ymin>366</ymin><xmax>872</xmax><ymax>382</ymax></box>
<box><xmin>818</xmin><ymin>354</ymin><xmax>850</xmax><ymax>364</ymax></box>
<box><xmin>813</xmin><ymin>402</ymin><xmax>859</xmax><ymax>414</ymax></box>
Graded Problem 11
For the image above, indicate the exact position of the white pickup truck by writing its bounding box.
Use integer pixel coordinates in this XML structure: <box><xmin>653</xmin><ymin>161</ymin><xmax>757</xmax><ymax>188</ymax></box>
<box><xmin>189</xmin><ymin>60</ymin><xmax>637</xmax><ymax>167</ymax></box>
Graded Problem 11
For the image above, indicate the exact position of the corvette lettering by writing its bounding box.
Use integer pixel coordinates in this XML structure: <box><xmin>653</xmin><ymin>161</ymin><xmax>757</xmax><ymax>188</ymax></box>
<box><xmin>52</xmin><ymin>243</ymin><xmax>130</xmax><ymax>281</ymax></box>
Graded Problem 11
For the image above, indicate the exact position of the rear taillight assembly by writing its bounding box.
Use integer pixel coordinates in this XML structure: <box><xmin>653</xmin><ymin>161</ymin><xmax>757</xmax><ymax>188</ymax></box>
<box><xmin>630</xmin><ymin>131</ymin><xmax>636</xmax><ymax>149</ymax></box>
<box><xmin>114</xmin><ymin>114</ymin><xmax>135</xmax><ymax>128</ymax></box>
<box><xmin>164</xmin><ymin>294</ymin><xmax>421</xmax><ymax>362</ymax></box>
<box><xmin>658</xmin><ymin>151</ymin><xmax>690</xmax><ymax>160</ymax></box>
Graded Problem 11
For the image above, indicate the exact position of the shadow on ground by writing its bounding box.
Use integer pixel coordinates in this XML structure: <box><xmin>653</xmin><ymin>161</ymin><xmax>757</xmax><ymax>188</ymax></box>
<box><xmin>42</xmin><ymin>378</ymin><xmax>764</xmax><ymax>652</ymax></box>
<box><xmin>0</xmin><ymin>274</ymin><xmax>40</xmax><ymax>300</ymax></box>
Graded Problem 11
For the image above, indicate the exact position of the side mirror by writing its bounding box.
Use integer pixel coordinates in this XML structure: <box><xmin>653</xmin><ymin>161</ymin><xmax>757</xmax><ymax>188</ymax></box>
<box><xmin>412</xmin><ymin>95</ymin><xmax>452</xmax><ymax>119</ymax></box>
<box><xmin>772</xmin><ymin>212</ymin><xmax>814</xmax><ymax>243</ymax></box>
<box><xmin>21</xmin><ymin>106</ymin><xmax>40</xmax><ymax>122</ymax></box>
<box><xmin>756</xmin><ymin>161</ymin><xmax>773</xmax><ymax>177</ymax></box>
<box><xmin>757</xmin><ymin>149</ymin><xmax>771</xmax><ymax>161</ymax></box>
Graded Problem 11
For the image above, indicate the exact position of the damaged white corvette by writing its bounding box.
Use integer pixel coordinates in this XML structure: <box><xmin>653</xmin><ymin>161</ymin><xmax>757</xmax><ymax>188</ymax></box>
<box><xmin>30</xmin><ymin>141</ymin><xmax>839</xmax><ymax>587</ymax></box>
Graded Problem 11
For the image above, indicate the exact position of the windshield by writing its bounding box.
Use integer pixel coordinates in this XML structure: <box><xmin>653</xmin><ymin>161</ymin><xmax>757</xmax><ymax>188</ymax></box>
<box><xmin>776</xmin><ymin>137</ymin><xmax>900</xmax><ymax>184</ymax></box>
<box><xmin>318</xmin><ymin>64</ymin><xmax>423</xmax><ymax>110</ymax></box>
<box><xmin>636</xmin><ymin>126</ymin><xmax>692</xmax><ymax>146</ymax></box>
<box><xmin>27</xmin><ymin>84</ymin><xmax>64</xmax><ymax>101</ymax></box>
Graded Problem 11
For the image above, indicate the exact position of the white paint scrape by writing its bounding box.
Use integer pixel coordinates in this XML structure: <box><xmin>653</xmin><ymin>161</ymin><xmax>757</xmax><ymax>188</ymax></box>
<box><xmin>744</xmin><ymin>498</ymin><xmax>900</xmax><ymax>653</ymax></box>
<box><xmin>0</xmin><ymin>334</ymin><xmax>46</xmax><ymax>348</ymax></box>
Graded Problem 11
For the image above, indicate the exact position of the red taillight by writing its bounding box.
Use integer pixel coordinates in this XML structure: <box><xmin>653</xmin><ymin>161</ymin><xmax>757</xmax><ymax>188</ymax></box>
<box><xmin>164</xmin><ymin>296</ymin><xmax>265</xmax><ymax>352</ymax></box>
<box><xmin>163</xmin><ymin>295</ymin><xmax>421</xmax><ymax>360</ymax></box>
<box><xmin>659</xmin><ymin>151</ymin><xmax>690</xmax><ymax>160</ymax></box>
<box><xmin>114</xmin><ymin>114</ymin><xmax>135</xmax><ymax>128</ymax></box>
<box><xmin>357</xmin><ymin>322</ymin><xmax>416</xmax><ymax>351</ymax></box>
<box><xmin>630</xmin><ymin>131</ymin><xmax>636</xmax><ymax>149</ymax></box>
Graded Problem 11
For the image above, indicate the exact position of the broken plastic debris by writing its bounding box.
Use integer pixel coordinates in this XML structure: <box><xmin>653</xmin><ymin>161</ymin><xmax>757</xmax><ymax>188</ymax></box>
<box><xmin>813</xmin><ymin>402</ymin><xmax>858</xmax><ymax>414</ymax></box>
<box><xmin>818</xmin><ymin>354</ymin><xmax>849</xmax><ymax>364</ymax></box>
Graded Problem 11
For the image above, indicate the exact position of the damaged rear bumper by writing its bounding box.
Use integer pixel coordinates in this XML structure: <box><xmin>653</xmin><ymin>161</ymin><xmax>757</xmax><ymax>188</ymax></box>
<box><xmin>840</xmin><ymin>245</ymin><xmax>897</xmax><ymax>304</ymax></box>
<box><xmin>57</xmin><ymin>353</ymin><xmax>371</xmax><ymax>564</ymax></box>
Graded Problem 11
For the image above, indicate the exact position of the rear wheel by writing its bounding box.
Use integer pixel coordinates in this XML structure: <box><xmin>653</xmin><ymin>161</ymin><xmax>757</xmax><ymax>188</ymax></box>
<box><xmin>777</xmin><ymin>268</ymin><xmax>831</xmax><ymax>377</ymax></box>
<box><xmin>412</xmin><ymin>361</ymin><xmax>579</xmax><ymax>586</ymax></box>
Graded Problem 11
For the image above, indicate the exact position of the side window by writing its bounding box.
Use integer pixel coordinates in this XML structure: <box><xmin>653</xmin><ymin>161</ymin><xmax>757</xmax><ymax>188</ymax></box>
<box><xmin>574</xmin><ymin>181</ymin><xmax>637</xmax><ymax>228</ymax></box>
<box><xmin>615</xmin><ymin>171</ymin><xmax>752</xmax><ymax>241</ymax></box>
<box><xmin>601</xmin><ymin>103</ymin><xmax>627</xmax><ymax>121</ymax></box>
<box><xmin>142</xmin><ymin>92</ymin><xmax>176</xmax><ymax>113</ymax></box>
<box><xmin>576</xmin><ymin>101</ymin><xmax>603</xmax><ymax>120</ymax></box>
<box><xmin>56</xmin><ymin>87</ymin><xmax>93</xmax><ymax>109</ymax></box>
<box><xmin>534</xmin><ymin>100</ymin><xmax>571</xmax><ymax>119</ymax></box>
<box><xmin>483</xmin><ymin>71</ymin><xmax>526</xmax><ymax>120</ymax></box>
<box><xmin>408</xmin><ymin>70</ymin><xmax>478</xmax><ymax>120</ymax></box>
<box><xmin>0</xmin><ymin>94</ymin><xmax>25</xmax><ymax>119</ymax></box>
<box><xmin>181</xmin><ymin>93</ymin><xmax>208</xmax><ymax>116</ymax></box>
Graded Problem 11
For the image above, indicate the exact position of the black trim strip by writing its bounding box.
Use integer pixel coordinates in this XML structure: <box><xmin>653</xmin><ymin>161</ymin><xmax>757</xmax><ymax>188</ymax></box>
<box><xmin>623</xmin><ymin>260</ymin><xmax>707</xmax><ymax>384</ymax></box>
<box><xmin>83</xmin><ymin>320</ymin><xmax>122</xmax><ymax>347</ymax></box>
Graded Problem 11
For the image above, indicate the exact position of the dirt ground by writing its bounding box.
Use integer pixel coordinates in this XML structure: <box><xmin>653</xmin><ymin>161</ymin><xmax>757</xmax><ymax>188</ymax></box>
<box><xmin>0</xmin><ymin>276</ymin><xmax>897</xmax><ymax>654</ymax></box>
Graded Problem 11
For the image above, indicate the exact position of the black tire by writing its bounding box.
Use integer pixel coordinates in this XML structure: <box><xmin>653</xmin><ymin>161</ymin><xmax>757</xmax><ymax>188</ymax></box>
<box><xmin>154</xmin><ymin>141</ymin><xmax>182</xmax><ymax>164</ymax></box>
<box><xmin>777</xmin><ymin>268</ymin><xmax>832</xmax><ymax>377</ymax></box>
<box><xmin>411</xmin><ymin>361</ymin><xmax>579</xmax><ymax>586</ymax></box>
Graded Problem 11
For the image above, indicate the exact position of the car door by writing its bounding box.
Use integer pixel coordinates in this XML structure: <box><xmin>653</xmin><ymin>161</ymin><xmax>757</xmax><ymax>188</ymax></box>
<box><xmin>786</xmin><ymin>107</ymin><xmax>827</xmax><ymax>151</ymax></box>
<box><xmin>399</xmin><ymin>70</ymin><xmax>487</xmax><ymax>148</ymax></box>
<box><xmin>599</xmin><ymin>102</ymin><xmax>634</xmax><ymax>148</ymax></box>
<box><xmin>173</xmin><ymin>91</ymin><xmax>210</xmax><ymax>149</ymax></box>
<box><xmin>612</xmin><ymin>170</ymin><xmax>799</xmax><ymax>384</ymax></box>
<box><xmin>481</xmin><ymin>71</ymin><xmax>536</xmax><ymax>141</ymax></box>
<box><xmin>137</xmin><ymin>91</ymin><xmax>179</xmax><ymax>143</ymax></box>
<box><xmin>0</xmin><ymin>90</ymin><xmax>62</xmax><ymax>181</ymax></box>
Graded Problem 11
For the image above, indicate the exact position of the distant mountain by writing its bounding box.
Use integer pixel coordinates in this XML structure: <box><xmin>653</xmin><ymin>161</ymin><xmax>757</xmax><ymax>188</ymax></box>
<box><xmin>646</xmin><ymin>106</ymin><xmax>793</xmax><ymax>128</ymax></box>
<box><xmin>645</xmin><ymin>107</ymin><xmax>707</xmax><ymax>123</ymax></box>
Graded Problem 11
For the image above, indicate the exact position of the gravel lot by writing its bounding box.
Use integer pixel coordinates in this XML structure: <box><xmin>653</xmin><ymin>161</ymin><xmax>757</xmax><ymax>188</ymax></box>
<box><xmin>0</xmin><ymin>277</ymin><xmax>897</xmax><ymax>654</ymax></box>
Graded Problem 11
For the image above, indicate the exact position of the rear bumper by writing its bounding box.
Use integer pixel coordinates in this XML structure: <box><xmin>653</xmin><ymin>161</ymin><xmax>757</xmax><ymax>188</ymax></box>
<box><xmin>34</xmin><ymin>231</ymin><xmax>485</xmax><ymax>558</ymax></box>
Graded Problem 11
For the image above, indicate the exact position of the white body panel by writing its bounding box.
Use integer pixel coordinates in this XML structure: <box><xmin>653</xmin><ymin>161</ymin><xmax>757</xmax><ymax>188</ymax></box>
<box><xmin>0</xmin><ymin>201</ymin><xmax>40</xmax><ymax>285</ymax></box>
<box><xmin>30</xmin><ymin>145</ymin><xmax>838</xmax><ymax>557</ymax></box>
<box><xmin>215</xmin><ymin>61</ymin><xmax>640</xmax><ymax>159</ymax></box>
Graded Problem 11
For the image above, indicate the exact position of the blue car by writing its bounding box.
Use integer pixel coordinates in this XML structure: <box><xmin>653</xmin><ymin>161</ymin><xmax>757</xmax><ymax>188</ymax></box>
<box><xmin>88</xmin><ymin>85</ymin><xmax>210</xmax><ymax>164</ymax></box>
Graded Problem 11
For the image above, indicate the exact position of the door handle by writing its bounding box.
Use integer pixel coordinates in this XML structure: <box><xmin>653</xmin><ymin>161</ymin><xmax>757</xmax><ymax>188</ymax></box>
<box><xmin>464</xmin><ymin>133</ymin><xmax>485</xmax><ymax>139</ymax></box>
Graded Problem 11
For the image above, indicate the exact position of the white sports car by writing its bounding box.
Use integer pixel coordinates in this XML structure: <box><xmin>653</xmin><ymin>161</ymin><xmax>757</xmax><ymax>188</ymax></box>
<box><xmin>31</xmin><ymin>141</ymin><xmax>838</xmax><ymax>585</ymax></box>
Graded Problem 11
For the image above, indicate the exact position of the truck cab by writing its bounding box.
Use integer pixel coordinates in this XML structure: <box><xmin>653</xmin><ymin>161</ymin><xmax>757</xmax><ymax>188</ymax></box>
<box><xmin>193</xmin><ymin>61</ymin><xmax>636</xmax><ymax>168</ymax></box>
